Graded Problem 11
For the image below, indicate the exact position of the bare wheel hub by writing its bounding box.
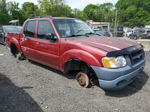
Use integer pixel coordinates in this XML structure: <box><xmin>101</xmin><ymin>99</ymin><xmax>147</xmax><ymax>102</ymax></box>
<box><xmin>76</xmin><ymin>72</ymin><xmax>90</xmax><ymax>88</ymax></box>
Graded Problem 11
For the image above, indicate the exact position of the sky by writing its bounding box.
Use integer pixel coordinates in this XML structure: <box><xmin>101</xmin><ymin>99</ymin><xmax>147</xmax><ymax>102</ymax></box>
<box><xmin>7</xmin><ymin>0</ymin><xmax>118</xmax><ymax>10</ymax></box>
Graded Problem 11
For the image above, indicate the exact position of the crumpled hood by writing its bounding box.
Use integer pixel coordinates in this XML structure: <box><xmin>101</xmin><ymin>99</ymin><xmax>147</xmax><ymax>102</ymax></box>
<box><xmin>67</xmin><ymin>36</ymin><xmax>139</xmax><ymax>52</ymax></box>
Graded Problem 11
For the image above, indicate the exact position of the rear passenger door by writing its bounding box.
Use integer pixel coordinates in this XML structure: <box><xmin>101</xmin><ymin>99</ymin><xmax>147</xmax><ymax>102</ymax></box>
<box><xmin>35</xmin><ymin>20</ymin><xmax>60</xmax><ymax>69</ymax></box>
<box><xmin>21</xmin><ymin>20</ymin><xmax>38</xmax><ymax>60</ymax></box>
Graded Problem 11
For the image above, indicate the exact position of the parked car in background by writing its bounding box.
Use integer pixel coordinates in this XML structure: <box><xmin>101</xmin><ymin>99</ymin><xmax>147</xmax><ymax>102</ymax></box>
<box><xmin>129</xmin><ymin>28</ymin><xmax>150</xmax><ymax>39</ymax></box>
<box><xmin>7</xmin><ymin>17</ymin><xmax>145</xmax><ymax>90</ymax></box>
<box><xmin>123</xmin><ymin>27</ymin><xmax>133</xmax><ymax>37</ymax></box>
<box><xmin>110</xmin><ymin>26</ymin><xmax>124</xmax><ymax>37</ymax></box>
<box><xmin>94</xmin><ymin>29</ymin><xmax>111</xmax><ymax>37</ymax></box>
<box><xmin>0</xmin><ymin>25</ymin><xmax>22</xmax><ymax>45</ymax></box>
<box><xmin>141</xmin><ymin>30</ymin><xmax>150</xmax><ymax>39</ymax></box>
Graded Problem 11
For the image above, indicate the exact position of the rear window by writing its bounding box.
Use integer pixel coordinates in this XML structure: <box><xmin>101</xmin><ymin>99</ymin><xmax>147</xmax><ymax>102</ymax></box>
<box><xmin>24</xmin><ymin>21</ymin><xmax>36</xmax><ymax>38</ymax></box>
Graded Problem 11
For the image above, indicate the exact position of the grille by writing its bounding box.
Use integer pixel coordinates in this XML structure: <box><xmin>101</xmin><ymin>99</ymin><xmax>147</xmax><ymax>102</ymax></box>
<box><xmin>130</xmin><ymin>49</ymin><xmax>144</xmax><ymax>65</ymax></box>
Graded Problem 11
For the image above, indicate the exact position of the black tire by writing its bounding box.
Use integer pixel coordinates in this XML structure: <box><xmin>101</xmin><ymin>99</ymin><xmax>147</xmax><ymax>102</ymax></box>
<box><xmin>16</xmin><ymin>53</ymin><xmax>26</xmax><ymax>60</ymax></box>
<box><xmin>3</xmin><ymin>37</ymin><xmax>6</xmax><ymax>45</ymax></box>
<box><xmin>11</xmin><ymin>44</ymin><xmax>25</xmax><ymax>60</ymax></box>
<box><xmin>129</xmin><ymin>35</ymin><xmax>132</xmax><ymax>39</ymax></box>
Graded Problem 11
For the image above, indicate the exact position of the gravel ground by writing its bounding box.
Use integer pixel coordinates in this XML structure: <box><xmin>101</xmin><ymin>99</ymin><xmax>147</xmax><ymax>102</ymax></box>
<box><xmin>0</xmin><ymin>44</ymin><xmax>150</xmax><ymax>112</ymax></box>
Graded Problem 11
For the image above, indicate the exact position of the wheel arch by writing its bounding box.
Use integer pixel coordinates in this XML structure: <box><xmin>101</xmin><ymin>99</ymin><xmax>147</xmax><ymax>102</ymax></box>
<box><xmin>64</xmin><ymin>58</ymin><xmax>88</xmax><ymax>74</ymax></box>
<box><xmin>9</xmin><ymin>38</ymin><xmax>22</xmax><ymax>53</ymax></box>
<box><xmin>61</xmin><ymin>49</ymin><xmax>101</xmax><ymax>73</ymax></box>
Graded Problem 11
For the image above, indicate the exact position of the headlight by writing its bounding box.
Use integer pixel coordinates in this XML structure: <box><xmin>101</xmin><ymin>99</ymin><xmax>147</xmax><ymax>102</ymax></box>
<box><xmin>102</xmin><ymin>56</ymin><xmax>127</xmax><ymax>68</ymax></box>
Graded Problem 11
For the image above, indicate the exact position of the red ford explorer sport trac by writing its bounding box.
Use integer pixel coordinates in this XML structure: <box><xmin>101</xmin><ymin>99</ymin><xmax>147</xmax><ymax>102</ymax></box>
<box><xmin>6</xmin><ymin>16</ymin><xmax>145</xmax><ymax>90</ymax></box>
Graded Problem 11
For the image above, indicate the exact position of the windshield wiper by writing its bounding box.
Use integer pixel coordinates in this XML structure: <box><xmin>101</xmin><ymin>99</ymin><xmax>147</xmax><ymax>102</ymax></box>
<box><xmin>64</xmin><ymin>32</ymin><xmax>98</xmax><ymax>38</ymax></box>
<box><xmin>84</xmin><ymin>32</ymin><xmax>101</xmax><ymax>36</ymax></box>
<box><xmin>85</xmin><ymin>32</ymin><xmax>95</xmax><ymax>35</ymax></box>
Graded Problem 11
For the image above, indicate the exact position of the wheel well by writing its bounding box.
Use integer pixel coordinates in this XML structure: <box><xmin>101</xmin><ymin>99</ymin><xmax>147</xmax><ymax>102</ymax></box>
<box><xmin>10</xmin><ymin>43</ymin><xmax>18</xmax><ymax>56</ymax></box>
<box><xmin>64</xmin><ymin>59</ymin><xmax>97</xmax><ymax>78</ymax></box>
<box><xmin>64</xmin><ymin>59</ymin><xmax>99</xmax><ymax>85</ymax></box>
<box><xmin>64</xmin><ymin>59</ymin><xmax>81</xmax><ymax>73</ymax></box>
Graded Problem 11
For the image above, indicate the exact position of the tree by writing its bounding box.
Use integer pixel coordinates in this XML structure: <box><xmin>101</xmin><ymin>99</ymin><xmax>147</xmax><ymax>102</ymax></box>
<box><xmin>0</xmin><ymin>0</ymin><xmax>9</xmax><ymax>25</ymax></box>
<box><xmin>99</xmin><ymin>3</ymin><xmax>114</xmax><ymax>22</ymax></box>
<box><xmin>40</xmin><ymin>0</ymin><xmax>72</xmax><ymax>17</ymax></box>
<box><xmin>116</xmin><ymin>0</ymin><xmax>150</xmax><ymax>27</ymax></box>
<box><xmin>83</xmin><ymin>4</ymin><xmax>99</xmax><ymax>21</ymax></box>
<box><xmin>7</xmin><ymin>1</ymin><xmax>23</xmax><ymax>25</ymax></box>
<box><xmin>22</xmin><ymin>2</ymin><xmax>39</xmax><ymax>20</ymax></box>
<box><xmin>83</xmin><ymin>3</ymin><xmax>114</xmax><ymax>22</ymax></box>
<box><xmin>72</xmin><ymin>9</ymin><xmax>87</xmax><ymax>20</ymax></box>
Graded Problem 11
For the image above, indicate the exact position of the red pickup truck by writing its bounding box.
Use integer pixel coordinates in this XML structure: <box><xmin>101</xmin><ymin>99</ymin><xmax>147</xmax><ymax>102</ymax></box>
<box><xmin>6</xmin><ymin>17</ymin><xmax>145</xmax><ymax>90</ymax></box>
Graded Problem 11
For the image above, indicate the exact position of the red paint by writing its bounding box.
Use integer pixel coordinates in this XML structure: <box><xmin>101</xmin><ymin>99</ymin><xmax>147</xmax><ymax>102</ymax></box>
<box><xmin>6</xmin><ymin>17</ymin><xmax>139</xmax><ymax>72</ymax></box>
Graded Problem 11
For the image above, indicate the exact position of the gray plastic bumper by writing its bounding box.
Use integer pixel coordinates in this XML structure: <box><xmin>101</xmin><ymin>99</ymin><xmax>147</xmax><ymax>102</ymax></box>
<box><xmin>91</xmin><ymin>60</ymin><xmax>145</xmax><ymax>90</ymax></box>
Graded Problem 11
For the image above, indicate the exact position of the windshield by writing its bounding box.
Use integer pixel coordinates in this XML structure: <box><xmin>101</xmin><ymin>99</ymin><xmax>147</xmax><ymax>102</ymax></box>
<box><xmin>3</xmin><ymin>26</ymin><xmax>22</xmax><ymax>33</ymax></box>
<box><xmin>53</xmin><ymin>19</ymin><xmax>94</xmax><ymax>38</ymax></box>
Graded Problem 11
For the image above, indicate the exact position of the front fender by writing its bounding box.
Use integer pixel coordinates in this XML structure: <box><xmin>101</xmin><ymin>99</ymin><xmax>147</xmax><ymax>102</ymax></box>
<box><xmin>60</xmin><ymin>49</ymin><xmax>102</xmax><ymax>70</ymax></box>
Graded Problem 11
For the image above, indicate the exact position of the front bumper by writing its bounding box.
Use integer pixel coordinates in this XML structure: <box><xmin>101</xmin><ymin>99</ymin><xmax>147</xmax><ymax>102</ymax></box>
<box><xmin>91</xmin><ymin>60</ymin><xmax>145</xmax><ymax>90</ymax></box>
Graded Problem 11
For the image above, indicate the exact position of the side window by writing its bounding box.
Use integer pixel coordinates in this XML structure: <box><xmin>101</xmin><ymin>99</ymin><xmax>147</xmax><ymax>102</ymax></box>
<box><xmin>37</xmin><ymin>20</ymin><xmax>55</xmax><ymax>40</ymax></box>
<box><xmin>24</xmin><ymin>21</ymin><xmax>36</xmax><ymax>38</ymax></box>
<box><xmin>56</xmin><ymin>23</ymin><xmax>71</xmax><ymax>38</ymax></box>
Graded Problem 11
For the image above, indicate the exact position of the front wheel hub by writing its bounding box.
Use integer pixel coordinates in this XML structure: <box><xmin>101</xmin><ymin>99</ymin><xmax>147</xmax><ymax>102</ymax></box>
<box><xmin>76</xmin><ymin>72</ymin><xmax>90</xmax><ymax>88</ymax></box>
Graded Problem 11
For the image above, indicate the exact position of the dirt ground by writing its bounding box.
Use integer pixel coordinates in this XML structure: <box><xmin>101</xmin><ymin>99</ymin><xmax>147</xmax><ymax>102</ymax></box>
<box><xmin>0</xmin><ymin>44</ymin><xmax>150</xmax><ymax>112</ymax></box>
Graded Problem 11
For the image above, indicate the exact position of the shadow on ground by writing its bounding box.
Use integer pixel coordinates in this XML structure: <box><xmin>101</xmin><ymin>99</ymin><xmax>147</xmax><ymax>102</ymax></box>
<box><xmin>0</xmin><ymin>73</ymin><xmax>43</xmax><ymax>112</ymax></box>
<box><xmin>28</xmin><ymin>60</ymin><xmax>76</xmax><ymax>79</ymax></box>
<box><xmin>105</xmin><ymin>71</ymin><xmax>149</xmax><ymax>97</ymax></box>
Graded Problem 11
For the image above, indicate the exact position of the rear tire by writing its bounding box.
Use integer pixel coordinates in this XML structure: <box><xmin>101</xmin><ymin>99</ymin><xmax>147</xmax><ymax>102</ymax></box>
<box><xmin>11</xmin><ymin>44</ymin><xmax>25</xmax><ymax>60</ymax></box>
<box><xmin>4</xmin><ymin>37</ymin><xmax>7</xmax><ymax>45</ymax></box>
<box><xmin>16</xmin><ymin>52</ymin><xmax>26</xmax><ymax>60</ymax></box>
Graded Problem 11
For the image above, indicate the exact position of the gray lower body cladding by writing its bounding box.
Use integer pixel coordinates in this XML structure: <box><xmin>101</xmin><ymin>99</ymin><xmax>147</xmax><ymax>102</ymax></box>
<box><xmin>91</xmin><ymin>59</ymin><xmax>145</xmax><ymax>90</ymax></box>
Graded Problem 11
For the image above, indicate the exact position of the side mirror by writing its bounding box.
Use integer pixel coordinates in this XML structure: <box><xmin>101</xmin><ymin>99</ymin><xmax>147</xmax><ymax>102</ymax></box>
<box><xmin>46</xmin><ymin>33</ymin><xmax>57</xmax><ymax>41</ymax></box>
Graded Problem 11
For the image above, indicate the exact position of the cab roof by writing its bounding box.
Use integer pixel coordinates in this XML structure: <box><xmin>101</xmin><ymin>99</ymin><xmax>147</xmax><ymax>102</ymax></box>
<box><xmin>29</xmin><ymin>16</ymin><xmax>75</xmax><ymax>20</ymax></box>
